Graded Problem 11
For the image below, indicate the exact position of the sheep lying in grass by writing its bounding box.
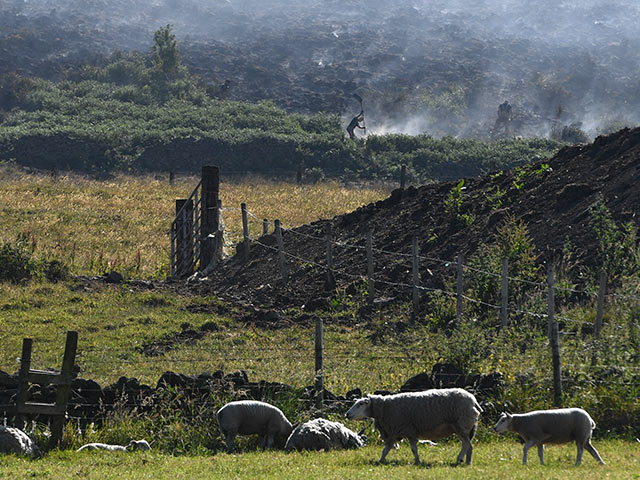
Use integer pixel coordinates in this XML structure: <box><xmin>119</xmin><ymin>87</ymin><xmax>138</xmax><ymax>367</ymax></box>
<box><xmin>0</xmin><ymin>426</ymin><xmax>40</xmax><ymax>457</ymax></box>
<box><xmin>346</xmin><ymin>388</ymin><xmax>482</xmax><ymax>465</ymax></box>
<box><xmin>493</xmin><ymin>409</ymin><xmax>605</xmax><ymax>465</ymax></box>
<box><xmin>284</xmin><ymin>418</ymin><xmax>365</xmax><ymax>451</ymax></box>
<box><xmin>217</xmin><ymin>400</ymin><xmax>293</xmax><ymax>453</ymax></box>
<box><xmin>77</xmin><ymin>439</ymin><xmax>151</xmax><ymax>452</ymax></box>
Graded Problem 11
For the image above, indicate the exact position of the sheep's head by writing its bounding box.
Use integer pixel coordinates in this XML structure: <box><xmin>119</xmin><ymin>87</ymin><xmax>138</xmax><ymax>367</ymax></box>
<box><xmin>346</xmin><ymin>397</ymin><xmax>372</xmax><ymax>420</ymax></box>
<box><xmin>493</xmin><ymin>413</ymin><xmax>513</xmax><ymax>433</ymax></box>
<box><xmin>126</xmin><ymin>440</ymin><xmax>151</xmax><ymax>451</ymax></box>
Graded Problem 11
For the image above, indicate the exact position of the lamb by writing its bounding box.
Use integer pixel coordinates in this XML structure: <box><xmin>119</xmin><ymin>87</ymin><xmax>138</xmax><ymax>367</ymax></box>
<box><xmin>0</xmin><ymin>426</ymin><xmax>40</xmax><ymax>457</ymax></box>
<box><xmin>284</xmin><ymin>418</ymin><xmax>365</xmax><ymax>451</ymax></box>
<box><xmin>346</xmin><ymin>388</ymin><xmax>482</xmax><ymax>465</ymax></box>
<box><xmin>493</xmin><ymin>409</ymin><xmax>605</xmax><ymax>465</ymax></box>
<box><xmin>217</xmin><ymin>400</ymin><xmax>293</xmax><ymax>453</ymax></box>
<box><xmin>77</xmin><ymin>439</ymin><xmax>151</xmax><ymax>452</ymax></box>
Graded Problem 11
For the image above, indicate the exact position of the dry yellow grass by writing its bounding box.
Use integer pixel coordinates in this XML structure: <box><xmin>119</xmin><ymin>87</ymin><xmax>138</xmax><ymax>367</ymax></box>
<box><xmin>0</xmin><ymin>168</ymin><xmax>390</xmax><ymax>277</ymax></box>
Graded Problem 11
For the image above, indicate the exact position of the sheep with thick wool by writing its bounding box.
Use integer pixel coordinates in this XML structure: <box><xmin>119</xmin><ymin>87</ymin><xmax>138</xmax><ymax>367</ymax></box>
<box><xmin>0</xmin><ymin>426</ymin><xmax>40</xmax><ymax>457</ymax></box>
<box><xmin>493</xmin><ymin>408</ymin><xmax>605</xmax><ymax>465</ymax></box>
<box><xmin>284</xmin><ymin>418</ymin><xmax>365</xmax><ymax>451</ymax></box>
<box><xmin>217</xmin><ymin>400</ymin><xmax>293</xmax><ymax>453</ymax></box>
<box><xmin>346</xmin><ymin>388</ymin><xmax>482</xmax><ymax>465</ymax></box>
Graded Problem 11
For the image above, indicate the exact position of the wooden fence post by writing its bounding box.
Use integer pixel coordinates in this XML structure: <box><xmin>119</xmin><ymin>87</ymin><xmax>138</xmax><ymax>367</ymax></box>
<box><xmin>263</xmin><ymin>219</ymin><xmax>269</xmax><ymax>236</ymax></box>
<box><xmin>367</xmin><ymin>230</ymin><xmax>375</xmax><ymax>304</ymax></box>
<box><xmin>547</xmin><ymin>264</ymin><xmax>563</xmax><ymax>407</ymax></box>
<box><xmin>315</xmin><ymin>317</ymin><xmax>324</xmax><ymax>411</ymax></box>
<box><xmin>200</xmin><ymin>166</ymin><xmax>220</xmax><ymax>270</ymax></box>
<box><xmin>274</xmin><ymin>219</ymin><xmax>287</xmax><ymax>281</ymax></box>
<box><xmin>14</xmin><ymin>338</ymin><xmax>33</xmax><ymax>430</ymax></box>
<box><xmin>241</xmin><ymin>202</ymin><xmax>250</xmax><ymax>262</ymax></box>
<box><xmin>500</xmin><ymin>257</ymin><xmax>509</xmax><ymax>328</ymax></box>
<box><xmin>456</xmin><ymin>254</ymin><xmax>464</xmax><ymax>322</ymax></box>
<box><xmin>325</xmin><ymin>223</ymin><xmax>335</xmax><ymax>290</ymax></box>
<box><xmin>297</xmin><ymin>163</ymin><xmax>304</xmax><ymax>186</ymax></box>
<box><xmin>594</xmin><ymin>269</ymin><xmax>607</xmax><ymax>337</ymax></box>
<box><xmin>412</xmin><ymin>236</ymin><xmax>419</xmax><ymax>323</ymax></box>
<box><xmin>14</xmin><ymin>331</ymin><xmax>78</xmax><ymax>449</ymax></box>
<box><xmin>50</xmin><ymin>331</ymin><xmax>78</xmax><ymax>448</ymax></box>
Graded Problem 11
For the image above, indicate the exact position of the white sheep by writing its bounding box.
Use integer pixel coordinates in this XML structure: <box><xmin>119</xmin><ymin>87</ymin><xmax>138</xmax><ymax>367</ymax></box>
<box><xmin>346</xmin><ymin>388</ymin><xmax>482</xmax><ymax>465</ymax></box>
<box><xmin>77</xmin><ymin>439</ymin><xmax>151</xmax><ymax>452</ymax></box>
<box><xmin>493</xmin><ymin>409</ymin><xmax>605</xmax><ymax>465</ymax></box>
<box><xmin>0</xmin><ymin>426</ymin><xmax>40</xmax><ymax>457</ymax></box>
<box><xmin>217</xmin><ymin>400</ymin><xmax>293</xmax><ymax>453</ymax></box>
<box><xmin>284</xmin><ymin>418</ymin><xmax>365</xmax><ymax>451</ymax></box>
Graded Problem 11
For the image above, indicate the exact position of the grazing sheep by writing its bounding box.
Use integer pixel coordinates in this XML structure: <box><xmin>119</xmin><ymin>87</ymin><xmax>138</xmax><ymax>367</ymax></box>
<box><xmin>217</xmin><ymin>400</ymin><xmax>293</xmax><ymax>453</ymax></box>
<box><xmin>346</xmin><ymin>388</ymin><xmax>482</xmax><ymax>465</ymax></box>
<box><xmin>285</xmin><ymin>418</ymin><xmax>365</xmax><ymax>451</ymax></box>
<box><xmin>77</xmin><ymin>439</ymin><xmax>151</xmax><ymax>452</ymax></box>
<box><xmin>0</xmin><ymin>426</ymin><xmax>40</xmax><ymax>457</ymax></box>
<box><xmin>493</xmin><ymin>409</ymin><xmax>605</xmax><ymax>465</ymax></box>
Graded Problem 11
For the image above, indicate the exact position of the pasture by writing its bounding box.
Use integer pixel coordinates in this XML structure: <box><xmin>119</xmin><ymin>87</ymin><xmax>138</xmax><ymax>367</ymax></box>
<box><xmin>0</xmin><ymin>169</ymin><xmax>638</xmax><ymax>477</ymax></box>
<box><xmin>0</xmin><ymin>439</ymin><xmax>637</xmax><ymax>479</ymax></box>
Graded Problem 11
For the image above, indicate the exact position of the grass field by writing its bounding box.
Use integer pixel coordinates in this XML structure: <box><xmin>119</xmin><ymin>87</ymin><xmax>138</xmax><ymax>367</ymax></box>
<box><xmin>0</xmin><ymin>170</ymin><xmax>639</xmax><ymax>475</ymax></box>
<box><xmin>0</xmin><ymin>439</ymin><xmax>637</xmax><ymax>480</ymax></box>
<box><xmin>0</xmin><ymin>167</ymin><xmax>390</xmax><ymax>278</ymax></box>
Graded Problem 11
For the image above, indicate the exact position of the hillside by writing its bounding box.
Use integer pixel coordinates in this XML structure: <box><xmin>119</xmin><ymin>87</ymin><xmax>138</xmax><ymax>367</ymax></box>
<box><xmin>1</xmin><ymin>0</ymin><xmax>639</xmax><ymax>138</ymax></box>
<box><xmin>190</xmin><ymin>127</ymin><xmax>640</xmax><ymax>311</ymax></box>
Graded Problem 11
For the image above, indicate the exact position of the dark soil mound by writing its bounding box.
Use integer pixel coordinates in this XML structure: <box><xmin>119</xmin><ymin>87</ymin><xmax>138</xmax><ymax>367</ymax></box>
<box><xmin>188</xmin><ymin>127</ymin><xmax>640</xmax><ymax>309</ymax></box>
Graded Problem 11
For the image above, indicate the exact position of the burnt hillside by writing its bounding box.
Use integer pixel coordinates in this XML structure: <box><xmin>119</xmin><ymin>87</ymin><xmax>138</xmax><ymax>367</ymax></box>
<box><xmin>2</xmin><ymin>0</ymin><xmax>639</xmax><ymax>138</ymax></box>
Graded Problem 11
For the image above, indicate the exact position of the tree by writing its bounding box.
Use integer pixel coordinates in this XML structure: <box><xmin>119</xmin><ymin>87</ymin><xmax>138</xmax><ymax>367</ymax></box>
<box><xmin>152</xmin><ymin>25</ymin><xmax>184</xmax><ymax>81</ymax></box>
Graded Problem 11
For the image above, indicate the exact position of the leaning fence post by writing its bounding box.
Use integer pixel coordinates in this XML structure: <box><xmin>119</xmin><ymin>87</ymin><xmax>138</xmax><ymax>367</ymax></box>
<box><xmin>315</xmin><ymin>317</ymin><xmax>324</xmax><ymax>411</ymax></box>
<box><xmin>241</xmin><ymin>202</ymin><xmax>250</xmax><ymax>262</ymax></box>
<box><xmin>456</xmin><ymin>254</ymin><xmax>464</xmax><ymax>322</ymax></box>
<box><xmin>547</xmin><ymin>263</ymin><xmax>563</xmax><ymax>407</ymax></box>
<box><xmin>274</xmin><ymin>219</ymin><xmax>287</xmax><ymax>281</ymax></box>
<box><xmin>412</xmin><ymin>236</ymin><xmax>419</xmax><ymax>323</ymax></box>
<box><xmin>500</xmin><ymin>257</ymin><xmax>509</xmax><ymax>328</ymax></box>
<box><xmin>50</xmin><ymin>330</ymin><xmax>78</xmax><ymax>448</ymax></box>
<box><xmin>367</xmin><ymin>230</ymin><xmax>375</xmax><ymax>304</ymax></box>
<box><xmin>594</xmin><ymin>269</ymin><xmax>607</xmax><ymax>337</ymax></box>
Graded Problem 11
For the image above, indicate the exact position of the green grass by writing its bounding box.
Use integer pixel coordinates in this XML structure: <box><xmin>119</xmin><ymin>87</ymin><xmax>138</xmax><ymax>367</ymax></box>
<box><xmin>0</xmin><ymin>439</ymin><xmax>637</xmax><ymax>479</ymax></box>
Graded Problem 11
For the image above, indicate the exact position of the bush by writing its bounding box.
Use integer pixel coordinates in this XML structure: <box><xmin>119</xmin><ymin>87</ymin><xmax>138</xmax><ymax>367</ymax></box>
<box><xmin>0</xmin><ymin>236</ymin><xmax>69</xmax><ymax>283</ymax></box>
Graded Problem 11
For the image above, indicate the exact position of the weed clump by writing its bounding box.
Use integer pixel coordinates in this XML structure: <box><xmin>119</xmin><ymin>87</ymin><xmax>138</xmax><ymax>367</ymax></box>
<box><xmin>0</xmin><ymin>234</ymin><xmax>69</xmax><ymax>283</ymax></box>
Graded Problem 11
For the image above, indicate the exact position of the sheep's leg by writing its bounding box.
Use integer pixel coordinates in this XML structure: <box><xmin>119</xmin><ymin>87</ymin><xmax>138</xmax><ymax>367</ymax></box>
<box><xmin>585</xmin><ymin>441</ymin><xmax>605</xmax><ymax>465</ymax></box>
<box><xmin>224</xmin><ymin>433</ymin><xmax>236</xmax><ymax>453</ymax></box>
<box><xmin>265</xmin><ymin>433</ymin><xmax>275</xmax><ymax>450</ymax></box>
<box><xmin>522</xmin><ymin>439</ymin><xmax>537</xmax><ymax>464</ymax></box>
<box><xmin>379</xmin><ymin>441</ymin><xmax>394</xmax><ymax>463</ymax></box>
<box><xmin>452</xmin><ymin>426</ymin><xmax>473</xmax><ymax>465</ymax></box>
<box><xmin>408</xmin><ymin>438</ymin><xmax>421</xmax><ymax>465</ymax></box>
<box><xmin>537</xmin><ymin>444</ymin><xmax>545</xmax><ymax>465</ymax></box>
<box><xmin>575</xmin><ymin>441</ymin><xmax>584</xmax><ymax>466</ymax></box>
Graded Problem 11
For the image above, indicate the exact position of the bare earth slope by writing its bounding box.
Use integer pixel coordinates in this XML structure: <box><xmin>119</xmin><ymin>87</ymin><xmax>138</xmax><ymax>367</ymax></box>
<box><xmin>189</xmin><ymin>127</ymin><xmax>640</xmax><ymax>310</ymax></box>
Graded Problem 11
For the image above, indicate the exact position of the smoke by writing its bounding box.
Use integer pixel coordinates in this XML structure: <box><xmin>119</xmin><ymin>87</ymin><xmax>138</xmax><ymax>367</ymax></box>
<box><xmin>2</xmin><ymin>0</ymin><xmax>640</xmax><ymax>139</ymax></box>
